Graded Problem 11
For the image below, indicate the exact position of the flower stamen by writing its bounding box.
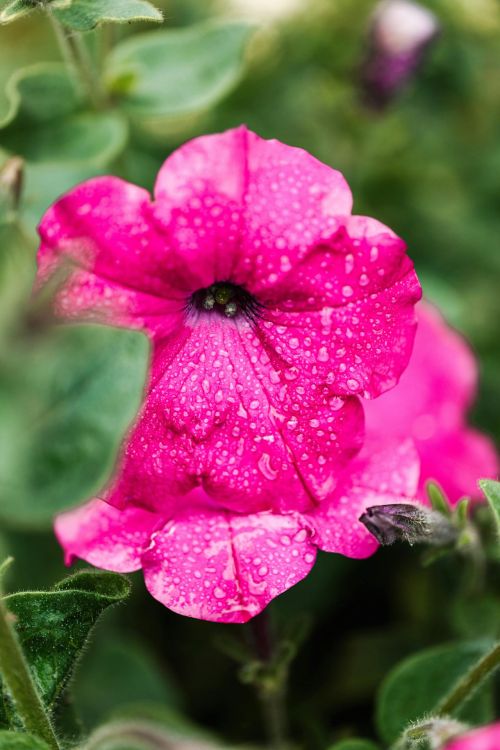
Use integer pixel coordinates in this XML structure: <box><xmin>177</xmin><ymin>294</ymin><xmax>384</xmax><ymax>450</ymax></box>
<box><xmin>190</xmin><ymin>282</ymin><xmax>262</xmax><ymax>322</ymax></box>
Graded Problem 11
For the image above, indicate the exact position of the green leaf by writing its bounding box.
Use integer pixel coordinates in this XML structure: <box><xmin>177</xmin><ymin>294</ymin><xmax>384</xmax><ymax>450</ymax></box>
<box><xmin>0</xmin><ymin>64</ymin><xmax>81</xmax><ymax>129</ymax></box>
<box><xmin>376</xmin><ymin>641</ymin><xmax>496</xmax><ymax>743</ymax></box>
<box><xmin>427</xmin><ymin>481</ymin><xmax>452</xmax><ymax>517</ymax></box>
<box><xmin>2</xmin><ymin>571</ymin><xmax>130</xmax><ymax>717</ymax></box>
<box><xmin>52</xmin><ymin>0</ymin><xmax>163</xmax><ymax>31</ymax></box>
<box><xmin>3</xmin><ymin>111</ymin><xmax>128</xmax><ymax>164</ymax></box>
<box><xmin>0</xmin><ymin>0</ymin><xmax>35</xmax><ymax>25</ymax></box>
<box><xmin>327</xmin><ymin>743</ymin><xmax>378</xmax><ymax>750</ymax></box>
<box><xmin>73</xmin><ymin>632</ymin><xmax>181</xmax><ymax>728</ymax></box>
<box><xmin>0</xmin><ymin>325</ymin><xmax>149</xmax><ymax>527</ymax></box>
<box><xmin>106</xmin><ymin>22</ymin><xmax>253</xmax><ymax>124</ymax></box>
<box><xmin>0</xmin><ymin>731</ymin><xmax>50</xmax><ymax>749</ymax></box>
<box><xmin>20</xmin><ymin>161</ymin><xmax>114</xmax><ymax>237</ymax></box>
<box><xmin>452</xmin><ymin>596</ymin><xmax>500</xmax><ymax>640</ymax></box>
<box><xmin>0</xmin><ymin>65</ymin><xmax>128</xmax><ymax>235</ymax></box>
<box><xmin>479</xmin><ymin>479</ymin><xmax>500</xmax><ymax>536</ymax></box>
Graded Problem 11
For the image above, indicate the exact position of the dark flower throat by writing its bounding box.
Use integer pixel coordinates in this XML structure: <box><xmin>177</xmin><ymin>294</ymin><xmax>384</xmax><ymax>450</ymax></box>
<box><xmin>190</xmin><ymin>282</ymin><xmax>262</xmax><ymax>321</ymax></box>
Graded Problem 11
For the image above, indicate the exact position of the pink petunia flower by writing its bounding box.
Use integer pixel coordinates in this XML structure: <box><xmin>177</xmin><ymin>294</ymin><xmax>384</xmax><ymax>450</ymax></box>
<box><xmin>55</xmin><ymin>438</ymin><xmax>420</xmax><ymax>623</ymax></box>
<box><xmin>443</xmin><ymin>723</ymin><xmax>500</xmax><ymax>750</ymax></box>
<box><xmin>37</xmin><ymin>126</ymin><xmax>420</xmax><ymax>515</ymax></box>
<box><xmin>364</xmin><ymin>301</ymin><xmax>498</xmax><ymax>504</ymax></box>
<box><xmin>39</xmin><ymin>126</ymin><xmax>423</xmax><ymax>622</ymax></box>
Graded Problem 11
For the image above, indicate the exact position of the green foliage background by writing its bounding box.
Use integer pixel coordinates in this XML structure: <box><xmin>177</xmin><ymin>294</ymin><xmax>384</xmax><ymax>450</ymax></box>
<box><xmin>0</xmin><ymin>0</ymin><xmax>499</xmax><ymax>748</ymax></box>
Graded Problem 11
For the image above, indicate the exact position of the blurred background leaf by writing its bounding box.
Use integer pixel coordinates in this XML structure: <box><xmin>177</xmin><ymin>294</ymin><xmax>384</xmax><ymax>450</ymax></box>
<box><xmin>0</xmin><ymin>324</ymin><xmax>149</xmax><ymax>528</ymax></box>
<box><xmin>105</xmin><ymin>22</ymin><xmax>253</xmax><ymax>138</ymax></box>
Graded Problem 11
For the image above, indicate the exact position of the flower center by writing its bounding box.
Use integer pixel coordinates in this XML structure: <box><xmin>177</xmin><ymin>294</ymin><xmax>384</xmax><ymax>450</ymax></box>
<box><xmin>190</xmin><ymin>282</ymin><xmax>261</xmax><ymax>321</ymax></box>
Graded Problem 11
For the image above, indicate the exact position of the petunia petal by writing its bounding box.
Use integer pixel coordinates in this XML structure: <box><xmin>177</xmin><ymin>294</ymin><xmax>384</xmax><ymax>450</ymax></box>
<box><xmin>365</xmin><ymin>302</ymin><xmax>477</xmax><ymax>435</ymax></box>
<box><xmin>153</xmin><ymin>126</ymin><xmax>353</xmax><ymax>292</ymax></box>
<box><xmin>37</xmin><ymin>176</ymin><xmax>185</xmax><ymax>331</ymax></box>
<box><xmin>106</xmin><ymin>316</ymin><xmax>363</xmax><ymax>516</ymax></box>
<box><xmin>307</xmin><ymin>438</ymin><xmax>420</xmax><ymax>558</ymax></box>
<box><xmin>254</xmin><ymin>215</ymin><xmax>421</xmax><ymax>398</ymax></box>
<box><xmin>365</xmin><ymin>302</ymin><xmax>499</xmax><ymax>502</ymax></box>
<box><xmin>141</xmin><ymin>507</ymin><xmax>316</xmax><ymax>623</ymax></box>
<box><xmin>54</xmin><ymin>498</ymin><xmax>160</xmax><ymax>571</ymax></box>
<box><xmin>444</xmin><ymin>723</ymin><xmax>500</xmax><ymax>750</ymax></box>
<box><xmin>418</xmin><ymin>428</ymin><xmax>498</xmax><ymax>504</ymax></box>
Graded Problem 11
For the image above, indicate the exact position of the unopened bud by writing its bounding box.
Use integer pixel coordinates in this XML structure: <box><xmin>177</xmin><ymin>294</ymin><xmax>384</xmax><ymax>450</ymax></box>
<box><xmin>0</xmin><ymin>156</ymin><xmax>24</xmax><ymax>221</ymax></box>
<box><xmin>360</xmin><ymin>0</ymin><xmax>440</xmax><ymax>108</ymax></box>
<box><xmin>401</xmin><ymin>717</ymin><xmax>468</xmax><ymax>749</ymax></box>
<box><xmin>360</xmin><ymin>503</ymin><xmax>458</xmax><ymax>546</ymax></box>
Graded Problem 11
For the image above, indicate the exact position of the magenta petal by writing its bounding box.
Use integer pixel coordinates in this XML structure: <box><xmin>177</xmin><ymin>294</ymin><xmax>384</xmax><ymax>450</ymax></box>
<box><xmin>153</xmin><ymin>126</ymin><xmax>353</xmax><ymax>293</ymax></box>
<box><xmin>365</xmin><ymin>302</ymin><xmax>499</xmax><ymax>502</ymax></box>
<box><xmin>37</xmin><ymin>176</ymin><xmax>184</xmax><ymax>332</ymax></box>
<box><xmin>141</xmin><ymin>508</ymin><xmax>316</xmax><ymax>623</ymax></box>
<box><xmin>307</xmin><ymin>438</ymin><xmax>420</xmax><ymax>558</ymax></box>
<box><xmin>107</xmin><ymin>318</ymin><xmax>364</xmax><ymax>515</ymax></box>
<box><xmin>418</xmin><ymin>429</ymin><xmax>498</xmax><ymax>504</ymax></box>
<box><xmin>54</xmin><ymin>499</ymin><xmax>160</xmax><ymax>572</ymax></box>
<box><xmin>444</xmin><ymin>723</ymin><xmax>500</xmax><ymax>750</ymax></box>
<box><xmin>255</xmin><ymin>215</ymin><xmax>421</xmax><ymax>399</ymax></box>
<box><xmin>365</xmin><ymin>302</ymin><xmax>477</xmax><ymax>434</ymax></box>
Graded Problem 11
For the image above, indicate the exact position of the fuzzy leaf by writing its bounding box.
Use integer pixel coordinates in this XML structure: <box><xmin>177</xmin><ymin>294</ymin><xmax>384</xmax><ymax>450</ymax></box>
<box><xmin>52</xmin><ymin>0</ymin><xmax>162</xmax><ymax>31</ymax></box>
<box><xmin>0</xmin><ymin>731</ymin><xmax>50</xmax><ymax>748</ymax></box>
<box><xmin>2</xmin><ymin>111</ymin><xmax>128</xmax><ymax>164</ymax></box>
<box><xmin>0</xmin><ymin>63</ymin><xmax>80</xmax><ymax>129</ymax></box>
<box><xmin>479</xmin><ymin>479</ymin><xmax>500</xmax><ymax>536</ymax></box>
<box><xmin>0</xmin><ymin>325</ymin><xmax>149</xmax><ymax>527</ymax></box>
<box><xmin>0</xmin><ymin>65</ymin><xmax>127</xmax><ymax>235</ymax></box>
<box><xmin>1</xmin><ymin>571</ymin><xmax>131</xmax><ymax>718</ymax></box>
<box><xmin>0</xmin><ymin>0</ymin><xmax>35</xmax><ymax>25</ymax></box>
<box><xmin>376</xmin><ymin>641</ymin><xmax>496</xmax><ymax>743</ymax></box>
<box><xmin>106</xmin><ymin>22</ymin><xmax>252</xmax><ymax>121</ymax></box>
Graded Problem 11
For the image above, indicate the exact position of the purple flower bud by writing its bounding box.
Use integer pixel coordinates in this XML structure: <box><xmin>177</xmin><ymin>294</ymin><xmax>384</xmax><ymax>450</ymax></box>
<box><xmin>359</xmin><ymin>503</ymin><xmax>457</xmax><ymax>546</ymax></box>
<box><xmin>360</xmin><ymin>0</ymin><xmax>440</xmax><ymax>108</ymax></box>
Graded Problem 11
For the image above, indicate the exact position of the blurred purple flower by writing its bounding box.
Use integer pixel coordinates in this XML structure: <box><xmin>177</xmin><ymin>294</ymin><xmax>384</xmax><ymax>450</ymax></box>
<box><xmin>361</xmin><ymin>0</ymin><xmax>440</xmax><ymax>108</ymax></box>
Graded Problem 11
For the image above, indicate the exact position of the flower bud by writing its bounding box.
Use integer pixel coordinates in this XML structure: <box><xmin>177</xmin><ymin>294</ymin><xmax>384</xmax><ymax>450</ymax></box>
<box><xmin>359</xmin><ymin>503</ymin><xmax>458</xmax><ymax>546</ymax></box>
<box><xmin>360</xmin><ymin>0</ymin><xmax>440</xmax><ymax>108</ymax></box>
<box><xmin>401</xmin><ymin>717</ymin><xmax>469</xmax><ymax>749</ymax></box>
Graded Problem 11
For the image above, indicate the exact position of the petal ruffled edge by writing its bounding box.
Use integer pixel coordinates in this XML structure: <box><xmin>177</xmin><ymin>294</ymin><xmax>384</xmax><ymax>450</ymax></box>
<box><xmin>141</xmin><ymin>507</ymin><xmax>317</xmax><ymax>623</ymax></box>
<box><xmin>54</xmin><ymin>498</ymin><xmax>160</xmax><ymax>572</ymax></box>
<box><xmin>307</xmin><ymin>438</ymin><xmax>421</xmax><ymax>558</ymax></box>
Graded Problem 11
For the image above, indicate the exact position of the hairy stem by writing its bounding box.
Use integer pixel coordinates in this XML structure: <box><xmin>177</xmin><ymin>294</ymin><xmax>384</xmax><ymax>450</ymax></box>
<box><xmin>0</xmin><ymin>559</ymin><xmax>60</xmax><ymax>750</ymax></box>
<box><xmin>436</xmin><ymin>641</ymin><xmax>500</xmax><ymax>715</ymax></box>
<box><xmin>249</xmin><ymin>610</ymin><xmax>289</xmax><ymax>750</ymax></box>
<box><xmin>46</xmin><ymin>10</ymin><xmax>106</xmax><ymax>109</ymax></box>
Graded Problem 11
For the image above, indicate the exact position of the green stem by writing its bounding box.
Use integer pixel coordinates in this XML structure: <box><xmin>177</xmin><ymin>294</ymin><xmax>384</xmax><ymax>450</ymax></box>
<box><xmin>436</xmin><ymin>641</ymin><xmax>500</xmax><ymax>716</ymax></box>
<box><xmin>0</xmin><ymin>560</ymin><xmax>60</xmax><ymax>750</ymax></box>
<box><xmin>250</xmin><ymin>611</ymin><xmax>289</xmax><ymax>750</ymax></box>
<box><xmin>45</xmin><ymin>10</ymin><xmax>106</xmax><ymax>109</ymax></box>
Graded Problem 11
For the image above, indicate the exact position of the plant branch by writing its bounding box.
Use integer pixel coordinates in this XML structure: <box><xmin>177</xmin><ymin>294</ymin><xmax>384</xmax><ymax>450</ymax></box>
<box><xmin>248</xmin><ymin>610</ymin><xmax>289</xmax><ymax>750</ymax></box>
<box><xmin>0</xmin><ymin>559</ymin><xmax>60</xmax><ymax>750</ymax></box>
<box><xmin>45</xmin><ymin>10</ymin><xmax>106</xmax><ymax>109</ymax></box>
<box><xmin>436</xmin><ymin>641</ymin><xmax>500</xmax><ymax>716</ymax></box>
